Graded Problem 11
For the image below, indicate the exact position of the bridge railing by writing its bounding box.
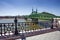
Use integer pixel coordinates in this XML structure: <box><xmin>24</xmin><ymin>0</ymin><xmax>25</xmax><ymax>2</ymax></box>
<box><xmin>0</xmin><ymin>21</ymin><xmax>54</xmax><ymax>36</ymax></box>
<box><xmin>0</xmin><ymin>23</ymin><xmax>15</xmax><ymax>36</ymax></box>
<box><xmin>0</xmin><ymin>17</ymin><xmax>58</xmax><ymax>37</ymax></box>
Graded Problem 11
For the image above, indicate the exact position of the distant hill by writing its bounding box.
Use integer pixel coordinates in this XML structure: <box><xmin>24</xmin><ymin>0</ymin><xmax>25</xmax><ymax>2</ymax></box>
<box><xmin>25</xmin><ymin>12</ymin><xmax>60</xmax><ymax>20</ymax></box>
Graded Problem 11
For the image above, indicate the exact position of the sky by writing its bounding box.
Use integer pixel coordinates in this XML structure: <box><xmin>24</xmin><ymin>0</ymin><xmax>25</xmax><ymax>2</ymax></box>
<box><xmin>0</xmin><ymin>0</ymin><xmax>60</xmax><ymax>16</ymax></box>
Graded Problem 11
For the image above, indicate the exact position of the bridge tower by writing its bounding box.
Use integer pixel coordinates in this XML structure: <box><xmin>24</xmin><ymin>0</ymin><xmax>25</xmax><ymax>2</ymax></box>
<box><xmin>32</xmin><ymin>8</ymin><xmax>38</xmax><ymax>14</ymax></box>
<box><xmin>32</xmin><ymin>8</ymin><xmax>34</xmax><ymax>13</ymax></box>
<box><xmin>36</xmin><ymin>8</ymin><xmax>38</xmax><ymax>13</ymax></box>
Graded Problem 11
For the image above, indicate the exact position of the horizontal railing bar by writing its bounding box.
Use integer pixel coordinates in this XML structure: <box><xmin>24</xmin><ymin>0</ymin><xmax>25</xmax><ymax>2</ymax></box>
<box><xmin>0</xmin><ymin>21</ymin><xmax>38</xmax><ymax>24</ymax></box>
<box><xmin>0</xmin><ymin>23</ymin><xmax>14</xmax><ymax>24</ymax></box>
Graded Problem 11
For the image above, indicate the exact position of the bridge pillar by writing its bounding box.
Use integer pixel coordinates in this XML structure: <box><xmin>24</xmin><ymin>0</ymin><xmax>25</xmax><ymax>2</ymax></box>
<box><xmin>14</xmin><ymin>17</ymin><xmax>19</xmax><ymax>35</ymax></box>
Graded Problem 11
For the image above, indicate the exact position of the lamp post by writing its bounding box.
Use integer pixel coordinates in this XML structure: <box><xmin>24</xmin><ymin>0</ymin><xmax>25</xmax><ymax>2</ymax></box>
<box><xmin>0</xmin><ymin>24</ymin><xmax>2</xmax><ymax>36</ymax></box>
<box><xmin>51</xmin><ymin>18</ymin><xmax>54</xmax><ymax>29</ymax></box>
<box><xmin>14</xmin><ymin>17</ymin><xmax>18</xmax><ymax>35</ymax></box>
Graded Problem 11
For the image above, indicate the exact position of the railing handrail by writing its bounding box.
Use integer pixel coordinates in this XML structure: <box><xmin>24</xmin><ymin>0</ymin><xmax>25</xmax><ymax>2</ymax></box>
<box><xmin>0</xmin><ymin>21</ymin><xmax>38</xmax><ymax>24</ymax></box>
<box><xmin>0</xmin><ymin>22</ymin><xmax>25</xmax><ymax>24</ymax></box>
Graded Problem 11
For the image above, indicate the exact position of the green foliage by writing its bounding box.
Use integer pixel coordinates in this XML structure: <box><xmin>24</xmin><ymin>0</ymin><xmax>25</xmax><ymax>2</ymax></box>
<box><xmin>25</xmin><ymin>12</ymin><xmax>60</xmax><ymax>20</ymax></box>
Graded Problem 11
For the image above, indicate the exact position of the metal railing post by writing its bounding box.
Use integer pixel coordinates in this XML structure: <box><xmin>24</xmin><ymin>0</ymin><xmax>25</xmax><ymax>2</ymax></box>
<box><xmin>21</xmin><ymin>22</ymin><xmax>26</xmax><ymax>40</ymax></box>
<box><xmin>4</xmin><ymin>24</ymin><xmax>6</xmax><ymax>35</ymax></box>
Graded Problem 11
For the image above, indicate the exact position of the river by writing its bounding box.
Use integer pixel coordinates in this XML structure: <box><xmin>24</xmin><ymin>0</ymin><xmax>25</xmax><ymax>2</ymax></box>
<box><xmin>0</xmin><ymin>18</ymin><xmax>26</xmax><ymax>23</ymax></box>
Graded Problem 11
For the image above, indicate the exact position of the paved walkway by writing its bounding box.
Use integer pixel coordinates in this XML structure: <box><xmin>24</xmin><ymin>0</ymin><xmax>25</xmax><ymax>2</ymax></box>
<box><xmin>26</xmin><ymin>31</ymin><xmax>60</xmax><ymax>40</ymax></box>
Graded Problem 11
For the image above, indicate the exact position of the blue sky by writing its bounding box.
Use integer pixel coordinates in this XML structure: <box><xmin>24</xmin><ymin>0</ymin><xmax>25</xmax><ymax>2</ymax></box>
<box><xmin>0</xmin><ymin>0</ymin><xmax>60</xmax><ymax>16</ymax></box>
